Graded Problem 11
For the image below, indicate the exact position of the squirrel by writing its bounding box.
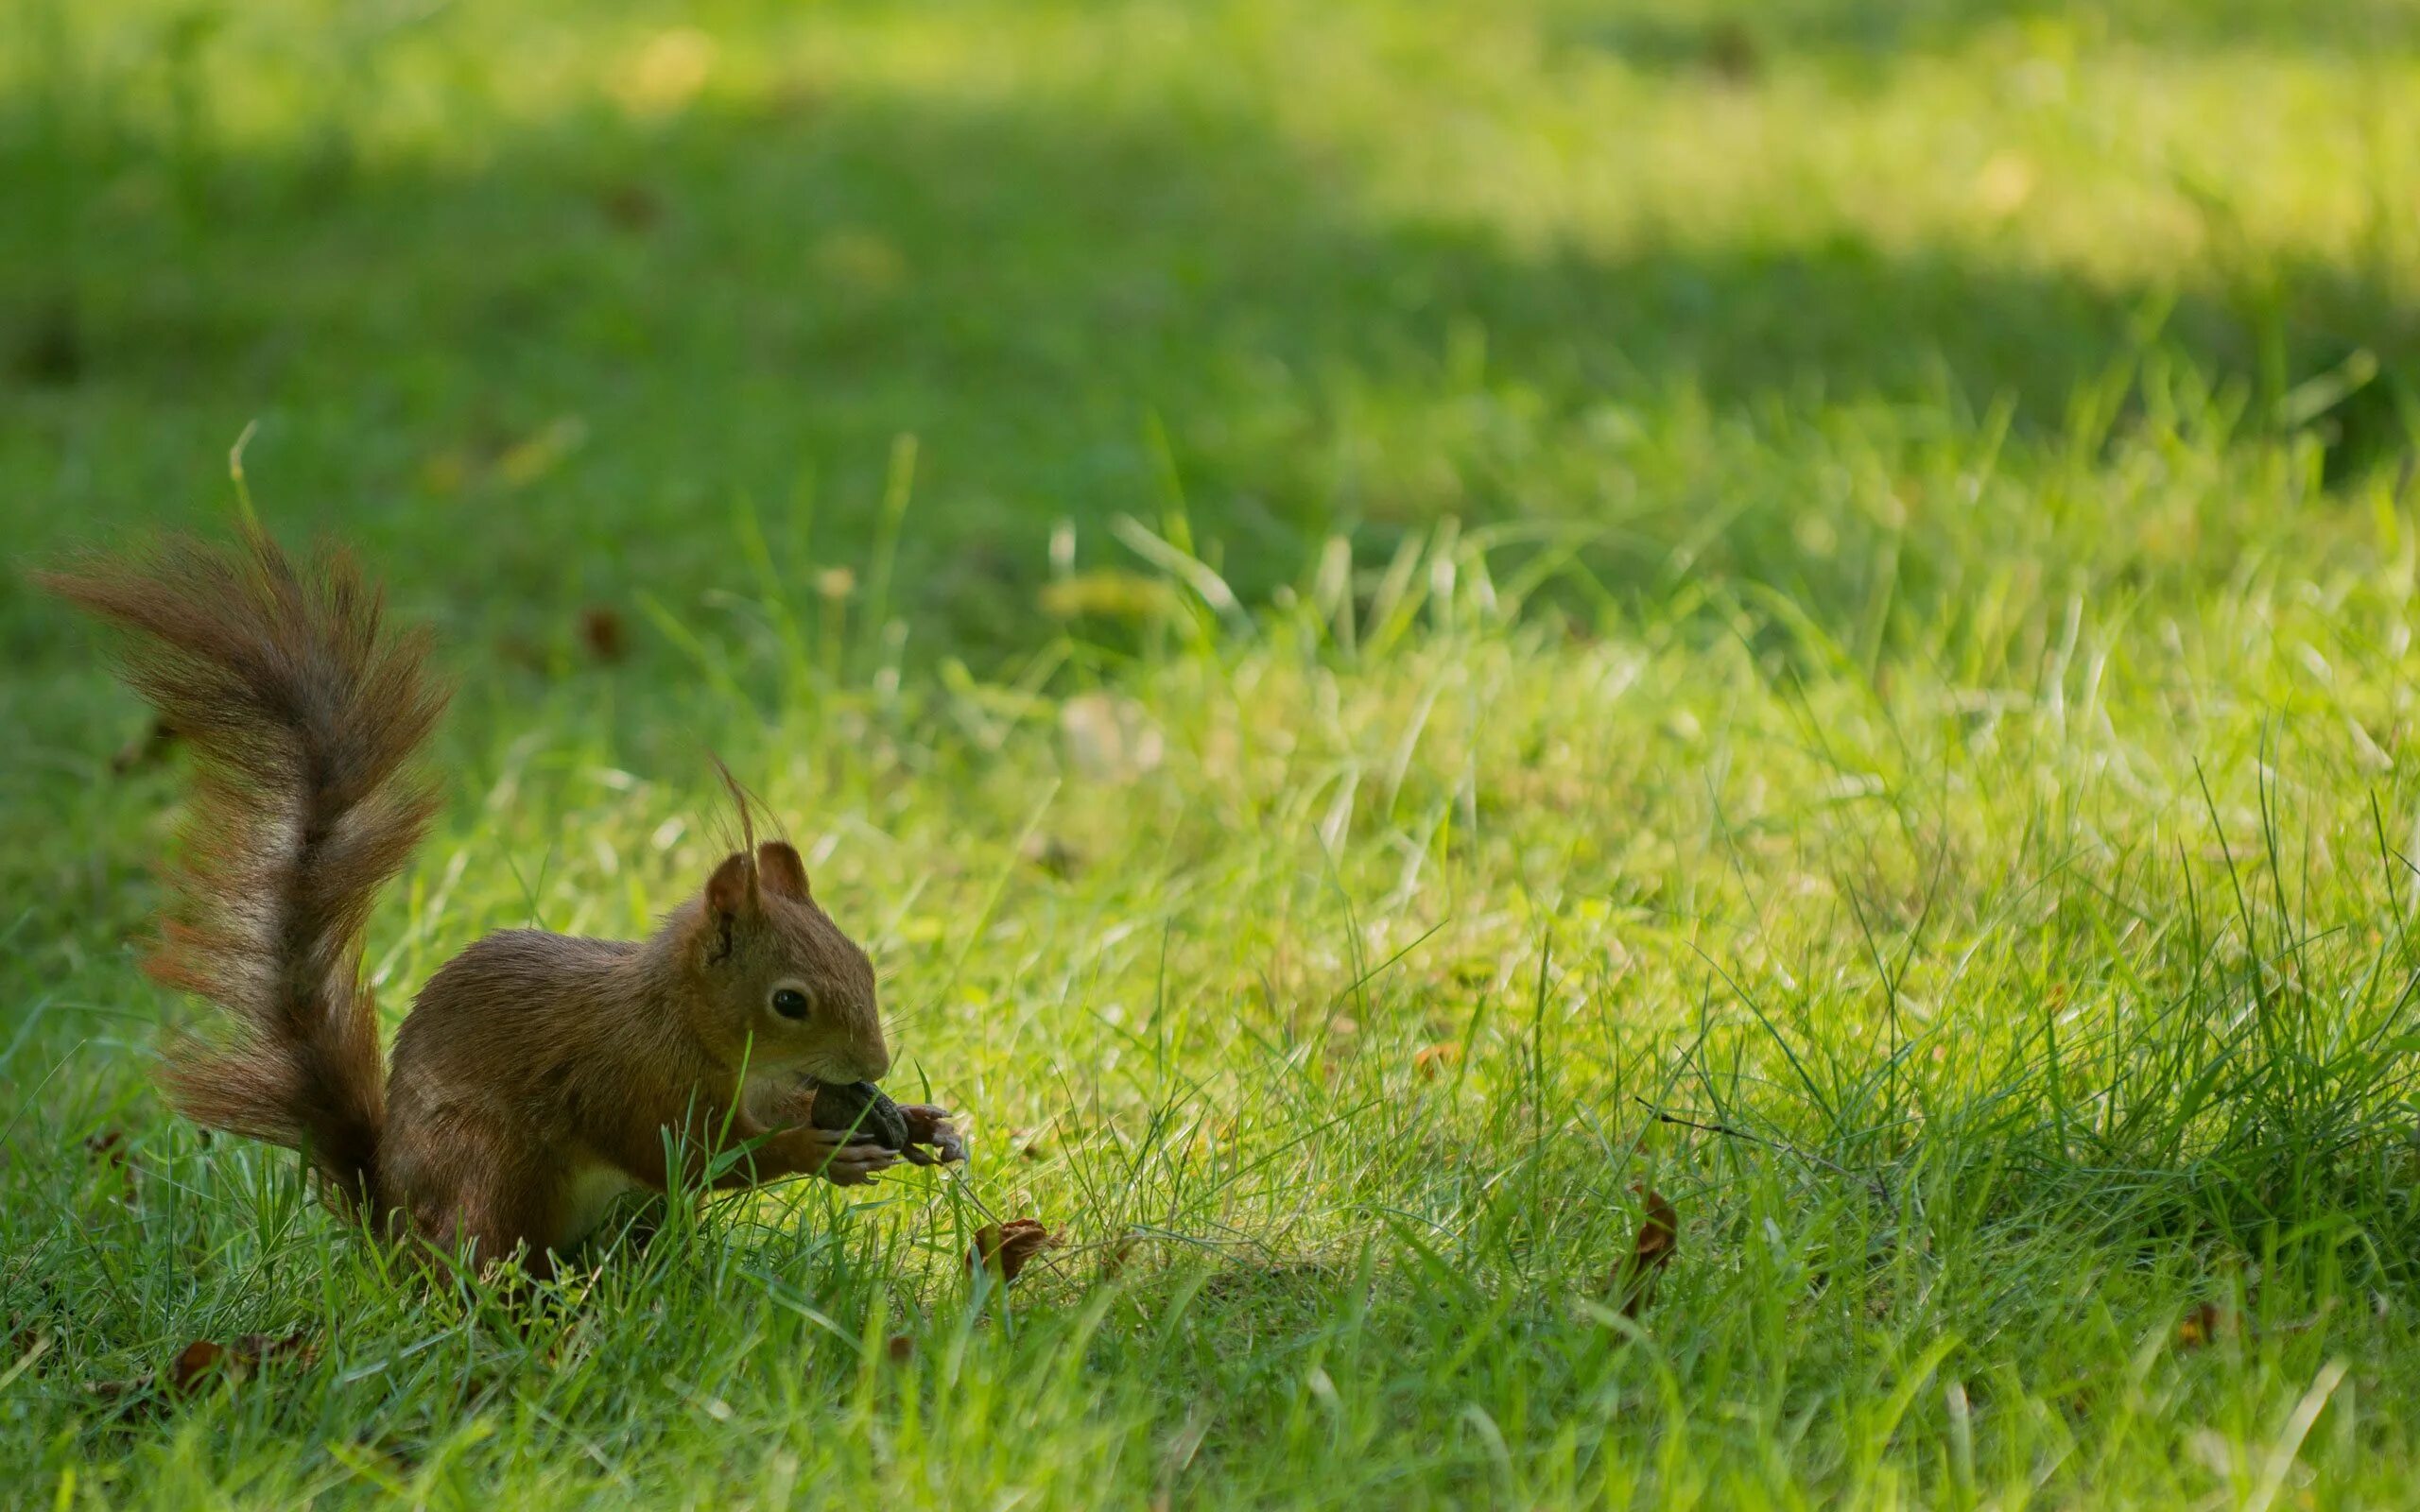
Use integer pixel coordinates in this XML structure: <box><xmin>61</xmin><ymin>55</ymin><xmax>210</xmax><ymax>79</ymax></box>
<box><xmin>42</xmin><ymin>526</ymin><xmax>961</xmax><ymax>1279</ymax></box>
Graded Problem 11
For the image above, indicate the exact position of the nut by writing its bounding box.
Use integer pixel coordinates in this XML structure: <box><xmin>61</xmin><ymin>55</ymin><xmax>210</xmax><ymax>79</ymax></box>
<box><xmin>809</xmin><ymin>1080</ymin><xmax>910</xmax><ymax>1151</ymax></box>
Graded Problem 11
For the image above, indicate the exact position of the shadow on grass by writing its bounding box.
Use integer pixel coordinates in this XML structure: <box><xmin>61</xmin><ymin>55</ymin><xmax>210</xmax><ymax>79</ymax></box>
<box><xmin>1</xmin><ymin>59</ymin><xmax>2412</xmax><ymax>655</ymax></box>
<box><xmin>1548</xmin><ymin>0</ymin><xmax>2420</xmax><ymax>77</ymax></box>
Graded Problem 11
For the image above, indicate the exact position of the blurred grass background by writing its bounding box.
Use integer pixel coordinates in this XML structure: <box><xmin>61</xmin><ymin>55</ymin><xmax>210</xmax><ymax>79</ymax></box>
<box><xmin>9</xmin><ymin>2</ymin><xmax>2420</xmax><ymax>1506</ymax></box>
<box><xmin>7</xmin><ymin>0</ymin><xmax>2415</xmax><ymax>661</ymax></box>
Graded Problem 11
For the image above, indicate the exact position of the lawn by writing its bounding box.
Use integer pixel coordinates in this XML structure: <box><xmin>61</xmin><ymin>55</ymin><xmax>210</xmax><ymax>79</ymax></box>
<box><xmin>6</xmin><ymin>0</ymin><xmax>2420</xmax><ymax>1505</ymax></box>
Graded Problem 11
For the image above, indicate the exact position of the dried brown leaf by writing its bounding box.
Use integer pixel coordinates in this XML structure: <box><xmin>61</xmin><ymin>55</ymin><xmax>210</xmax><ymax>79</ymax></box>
<box><xmin>167</xmin><ymin>1340</ymin><xmax>231</xmax><ymax>1394</ymax></box>
<box><xmin>1614</xmin><ymin>1186</ymin><xmax>1678</xmax><ymax>1318</ymax></box>
<box><xmin>578</xmin><ymin>607</ymin><xmax>628</xmax><ymax>662</ymax></box>
<box><xmin>165</xmin><ymin>1330</ymin><xmax>316</xmax><ymax>1397</ymax></box>
<box><xmin>2176</xmin><ymin>1303</ymin><xmax>2239</xmax><ymax>1350</ymax></box>
<box><xmin>969</xmin><ymin>1218</ymin><xmax>1059</xmax><ymax>1283</ymax></box>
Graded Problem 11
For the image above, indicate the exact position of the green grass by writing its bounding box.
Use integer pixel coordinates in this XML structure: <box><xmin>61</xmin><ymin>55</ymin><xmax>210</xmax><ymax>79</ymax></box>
<box><xmin>8</xmin><ymin>0</ymin><xmax>2420</xmax><ymax>1505</ymax></box>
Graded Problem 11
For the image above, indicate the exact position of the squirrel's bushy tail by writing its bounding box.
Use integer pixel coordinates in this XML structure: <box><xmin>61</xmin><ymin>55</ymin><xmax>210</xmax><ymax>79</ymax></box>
<box><xmin>42</xmin><ymin>527</ymin><xmax>447</xmax><ymax>1215</ymax></box>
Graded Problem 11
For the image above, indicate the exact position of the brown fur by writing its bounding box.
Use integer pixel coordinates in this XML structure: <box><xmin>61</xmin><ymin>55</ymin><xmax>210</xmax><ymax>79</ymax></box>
<box><xmin>44</xmin><ymin>528</ymin><xmax>914</xmax><ymax>1277</ymax></box>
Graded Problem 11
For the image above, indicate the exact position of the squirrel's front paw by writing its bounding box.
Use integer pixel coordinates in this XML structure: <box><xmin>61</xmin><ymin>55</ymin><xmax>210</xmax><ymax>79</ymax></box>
<box><xmin>785</xmin><ymin>1125</ymin><xmax>902</xmax><ymax>1186</ymax></box>
<box><xmin>896</xmin><ymin>1104</ymin><xmax>966</xmax><ymax>1165</ymax></box>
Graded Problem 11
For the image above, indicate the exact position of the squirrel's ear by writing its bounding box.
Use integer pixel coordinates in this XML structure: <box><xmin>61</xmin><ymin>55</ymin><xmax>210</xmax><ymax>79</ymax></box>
<box><xmin>756</xmin><ymin>841</ymin><xmax>811</xmax><ymax>902</ymax></box>
<box><xmin>705</xmin><ymin>851</ymin><xmax>759</xmax><ymax>922</ymax></box>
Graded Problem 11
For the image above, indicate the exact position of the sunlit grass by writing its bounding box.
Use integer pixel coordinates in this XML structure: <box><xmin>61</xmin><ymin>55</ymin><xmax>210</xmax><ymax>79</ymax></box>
<box><xmin>12</xmin><ymin>506</ymin><xmax>2420</xmax><ymax>1503</ymax></box>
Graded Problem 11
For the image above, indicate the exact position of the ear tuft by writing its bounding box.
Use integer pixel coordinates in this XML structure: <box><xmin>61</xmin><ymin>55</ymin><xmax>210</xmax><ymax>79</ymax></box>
<box><xmin>757</xmin><ymin>841</ymin><xmax>811</xmax><ymax>902</ymax></box>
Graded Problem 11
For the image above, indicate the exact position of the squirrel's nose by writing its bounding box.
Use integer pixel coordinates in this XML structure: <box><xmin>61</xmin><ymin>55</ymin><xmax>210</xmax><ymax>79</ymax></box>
<box><xmin>858</xmin><ymin>1039</ymin><xmax>891</xmax><ymax>1083</ymax></box>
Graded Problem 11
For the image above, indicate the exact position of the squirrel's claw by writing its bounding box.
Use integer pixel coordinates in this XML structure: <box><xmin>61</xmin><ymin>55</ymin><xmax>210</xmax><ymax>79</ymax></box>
<box><xmin>818</xmin><ymin>1143</ymin><xmax>901</xmax><ymax>1186</ymax></box>
<box><xmin>896</xmin><ymin>1104</ymin><xmax>966</xmax><ymax>1165</ymax></box>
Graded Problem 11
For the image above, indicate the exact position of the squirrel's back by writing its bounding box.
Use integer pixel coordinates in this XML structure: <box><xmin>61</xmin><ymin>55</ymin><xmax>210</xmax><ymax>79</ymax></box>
<box><xmin>41</xmin><ymin>527</ymin><xmax>448</xmax><ymax>1213</ymax></box>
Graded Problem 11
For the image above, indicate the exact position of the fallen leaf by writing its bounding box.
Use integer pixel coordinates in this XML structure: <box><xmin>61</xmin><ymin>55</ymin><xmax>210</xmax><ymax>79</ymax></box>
<box><xmin>164</xmin><ymin>1330</ymin><xmax>316</xmax><ymax>1397</ymax></box>
<box><xmin>1614</xmin><ymin>1187</ymin><xmax>1678</xmax><ymax>1318</ymax></box>
<box><xmin>1411</xmin><ymin>1042</ymin><xmax>1462</xmax><ymax>1079</ymax></box>
<box><xmin>167</xmin><ymin>1341</ymin><xmax>231</xmax><ymax>1394</ymax></box>
<box><xmin>2175</xmin><ymin>1303</ymin><xmax>2237</xmax><ymax>1349</ymax></box>
<box><xmin>969</xmin><ymin>1219</ymin><xmax>1058</xmax><ymax>1283</ymax></box>
<box><xmin>578</xmin><ymin>606</ymin><xmax>628</xmax><ymax>662</ymax></box>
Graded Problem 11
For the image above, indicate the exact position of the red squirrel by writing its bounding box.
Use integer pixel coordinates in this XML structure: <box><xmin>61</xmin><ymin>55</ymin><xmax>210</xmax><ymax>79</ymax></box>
<box><xmin>43</xmin><ymin>527</ymin><xmax>962</xmax><ymax>1278</ymax></box>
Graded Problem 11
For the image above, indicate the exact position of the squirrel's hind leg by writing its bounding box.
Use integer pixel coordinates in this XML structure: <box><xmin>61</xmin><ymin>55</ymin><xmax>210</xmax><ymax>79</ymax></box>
<box><xmin>387</xmin><ymin>1120</ymin><xmax>564</xmax><ymax>1280</ymax></box>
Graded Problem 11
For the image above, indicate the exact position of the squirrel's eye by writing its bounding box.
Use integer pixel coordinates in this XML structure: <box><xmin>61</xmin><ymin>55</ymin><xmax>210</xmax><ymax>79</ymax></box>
<box><xmin>770</xmin><ymin>988</ymin><xmax>811</xmax><ymax>1021</ymax></box>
